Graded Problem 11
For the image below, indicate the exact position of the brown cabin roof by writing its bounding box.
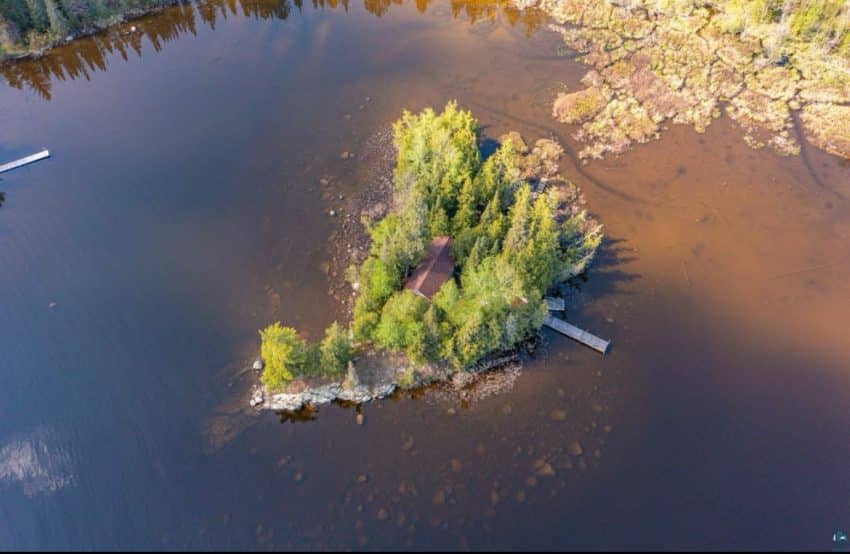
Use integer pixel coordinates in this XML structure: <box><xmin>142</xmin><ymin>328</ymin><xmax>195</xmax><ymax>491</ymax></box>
<box><xmin>404</xmin><ymin>236</ymin><xmax>455</xmax><ymax>299</ymax></box>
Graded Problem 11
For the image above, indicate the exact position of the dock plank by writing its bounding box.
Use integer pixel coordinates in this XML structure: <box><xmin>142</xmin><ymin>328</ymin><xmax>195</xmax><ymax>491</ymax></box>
<box><xmin>0</xmin><ymin>150</ymin><xmax>50</xmax><ymax>174</ymax></box>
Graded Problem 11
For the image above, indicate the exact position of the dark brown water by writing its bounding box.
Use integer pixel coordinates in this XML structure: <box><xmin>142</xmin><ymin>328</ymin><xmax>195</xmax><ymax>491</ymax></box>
<box><xmin>1</xmin><ymin>0</ymin><xmax>849</xmax><ymax>549</ymax></box>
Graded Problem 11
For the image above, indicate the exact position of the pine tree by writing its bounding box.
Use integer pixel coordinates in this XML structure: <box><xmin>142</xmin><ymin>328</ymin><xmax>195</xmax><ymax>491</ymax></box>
<box><xmin>319</xmin><ymin>322</ymin><xmax>352</xmax><ymax>378</ymax></box>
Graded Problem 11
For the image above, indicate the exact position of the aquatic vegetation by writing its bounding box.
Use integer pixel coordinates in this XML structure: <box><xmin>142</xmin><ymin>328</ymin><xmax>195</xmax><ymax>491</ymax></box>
<box><xmin>800</xmin><ymin>103</ymin><xmax>850</xmax><ymax>159</ymax></box>
<box><xmin>553</xmin><ymin>86</ymin><xmax>606</xmax><ymax>124</ymax></box>
<box><xmin>514</xmin><ymin>0</ymin><xmax>850</xmax><ymax>159</ymax></box>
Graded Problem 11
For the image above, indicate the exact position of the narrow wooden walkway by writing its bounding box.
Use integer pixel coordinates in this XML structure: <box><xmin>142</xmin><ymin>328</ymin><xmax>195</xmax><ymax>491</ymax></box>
<box><xmin>0</xmin><ymin>150</ymin><xmax>50</xmax><ymax>174</ymax></box>
<box><xmin>543</xmin><ymin>314</ymin><xmax>610</xmax><ymax>354</ymax></box>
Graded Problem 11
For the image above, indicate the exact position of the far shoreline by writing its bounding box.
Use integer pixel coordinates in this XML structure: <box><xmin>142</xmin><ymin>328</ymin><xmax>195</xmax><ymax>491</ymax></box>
<box><xmin>1</xmin><ymin>2</ymin><xmax>182</xmax><ymax>62</ymax></box>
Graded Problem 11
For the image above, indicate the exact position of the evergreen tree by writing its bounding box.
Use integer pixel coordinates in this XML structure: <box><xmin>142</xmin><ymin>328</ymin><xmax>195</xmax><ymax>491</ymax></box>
<box><xmin>373</xmin><ymin>290</ymin><xmax>429</xmax><ymax>362</ymax></box>
<box><xmin>319</xmin><ymin>322</ymin><xmax>353</xmax><ymax>378</ymax></box>
<box><xmin>259</xmin><ymin>323</ymin><xmax>308</xmax><ymax>390</ymax></box>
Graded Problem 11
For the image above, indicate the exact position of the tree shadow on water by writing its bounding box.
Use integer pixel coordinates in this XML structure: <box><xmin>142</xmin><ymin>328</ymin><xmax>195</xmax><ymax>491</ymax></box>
<box><xmin>559</xmin><ymin>236</ymin><xmax>640</xmax><ymax>307</ymax></box>
<box><xmin>276</xmin><ymin>406</ymin><xmax>319</xmax><ymax>424</ymax></box>
<box><xmin>478</xmin><ymin>137</ymin><xmax>500</xmax><ymax>160</ymax></box>
<box><xmin>477</xmin><ymin>124</ymin><xmax>500</xmax><ymax>160</ymax></box>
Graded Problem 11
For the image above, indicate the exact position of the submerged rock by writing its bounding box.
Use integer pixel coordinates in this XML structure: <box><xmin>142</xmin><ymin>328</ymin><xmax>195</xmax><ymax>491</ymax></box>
<box><xmin>249</xmin><ymin>387</ymin><xmax>265</xmax><ymax>408</ymax></box>
<box><xmin>534</xmin><ymin>461</ymin><xmax>556</xmax><ymax>477</ymax></box>
<box><xmin>568</xmin><ymin>440</ymin><xmax>584</xmax><ymax>457</ymax></box>
<box><xmin>549</xmin><ymin>409</ymin><xmax>567</xmax><ymax>421</ymax></box>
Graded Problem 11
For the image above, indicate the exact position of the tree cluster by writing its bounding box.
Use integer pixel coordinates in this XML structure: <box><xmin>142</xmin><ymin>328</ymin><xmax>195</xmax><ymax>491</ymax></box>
<box><xmin>259</xmin><ymin>321</ymin><xmax>353</xmax><ymax>391</ymax></box>
<box><xmin>352</xmin><ymin>102</ymin><xmax>601</xmax><ymax>369</ymax></box>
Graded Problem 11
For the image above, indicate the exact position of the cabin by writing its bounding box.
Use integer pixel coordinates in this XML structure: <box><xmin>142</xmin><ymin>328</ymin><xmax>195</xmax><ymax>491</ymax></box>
<box><xmin>404</xmin><ymin>236</ymin><xmax>455</xmax><ymax>299</ymax></box>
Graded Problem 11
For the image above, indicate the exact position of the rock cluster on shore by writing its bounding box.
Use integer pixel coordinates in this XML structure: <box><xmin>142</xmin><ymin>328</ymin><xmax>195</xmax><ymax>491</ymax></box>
<box><xmin>252</xmin><ymin>380</ymin><xmax>397</xmax><ymax>412</ymax></box>
<box><xmin>514</xmin><ymin>0</ymin><xmax>850</xmax><ymax>160</ymax></box>
<box><xmin>249</xmin><ymin>351</ymin><xmax>522</xmax><ymax>412</ymax></box>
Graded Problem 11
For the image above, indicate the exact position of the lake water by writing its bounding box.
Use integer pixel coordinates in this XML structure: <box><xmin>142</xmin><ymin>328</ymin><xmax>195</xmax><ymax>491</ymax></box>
<box><xmin>1</xmin><ymin>0</ymin><xmax>849</xmax><ymax>549</ymax></box>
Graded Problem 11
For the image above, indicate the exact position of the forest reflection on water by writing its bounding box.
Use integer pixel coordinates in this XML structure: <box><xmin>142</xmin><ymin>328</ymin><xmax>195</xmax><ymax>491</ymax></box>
<box><xmin>0</xmin><ymin>0</ymin><xmax>544</xmax><ymax>99</ymax></box>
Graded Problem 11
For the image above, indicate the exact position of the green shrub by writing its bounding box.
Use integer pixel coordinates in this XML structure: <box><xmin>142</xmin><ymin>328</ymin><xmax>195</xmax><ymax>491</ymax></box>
<box><xmin>373</xmin><ymin>290</ymin><xmax>431</xmax><ymax>362</ymax></box>
<box><xmin>319</xmin><ymin>322</ymin><xmax>353</xmax><ymax>378</ymax></box>
<box><xmin>259</xmin><ymin>322</ymin><xmax>310</xmax><ymax>391</ymax></box>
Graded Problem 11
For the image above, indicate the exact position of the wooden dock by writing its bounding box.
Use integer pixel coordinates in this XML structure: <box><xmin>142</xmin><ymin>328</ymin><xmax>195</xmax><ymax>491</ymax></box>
<box><xmin>543</xmin><ymin>314</ymin><xmax>610</xmax><ymax>354</ymax></box>
<box><xmin>0</xmin><ymin>150</ymin><xmax>50</xmax><ymax>174</ymax></box>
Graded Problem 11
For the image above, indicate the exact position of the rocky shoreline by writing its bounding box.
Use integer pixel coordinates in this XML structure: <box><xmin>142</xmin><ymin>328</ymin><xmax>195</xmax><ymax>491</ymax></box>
<box><xmin>249</xmin><ymin>350</ymin><xmax>523</xmax><ymax>412</ymax></box>
<box><xmin>511</xmin><ymin>0</ymin><xmax>850</xmax><ymax>160</ymax></box>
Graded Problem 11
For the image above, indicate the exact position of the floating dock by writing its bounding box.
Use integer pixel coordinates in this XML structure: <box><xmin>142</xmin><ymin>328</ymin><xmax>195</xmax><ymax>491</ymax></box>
<box><xmin>0</xmin><ymin>150</ymin><xmax>50</xmax><ymax>174</ymax></box>
<box><xmin>543</xmin><ymin>314</ymin><xmax>610</xmax><ymax>354</ymax></box>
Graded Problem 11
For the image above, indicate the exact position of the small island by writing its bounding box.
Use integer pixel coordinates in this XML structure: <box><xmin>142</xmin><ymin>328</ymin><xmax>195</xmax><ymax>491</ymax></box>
<box><xmin>250</xmin><ymin>103</ymin><xmax>603</xmax><ymax>411</ymax></box>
